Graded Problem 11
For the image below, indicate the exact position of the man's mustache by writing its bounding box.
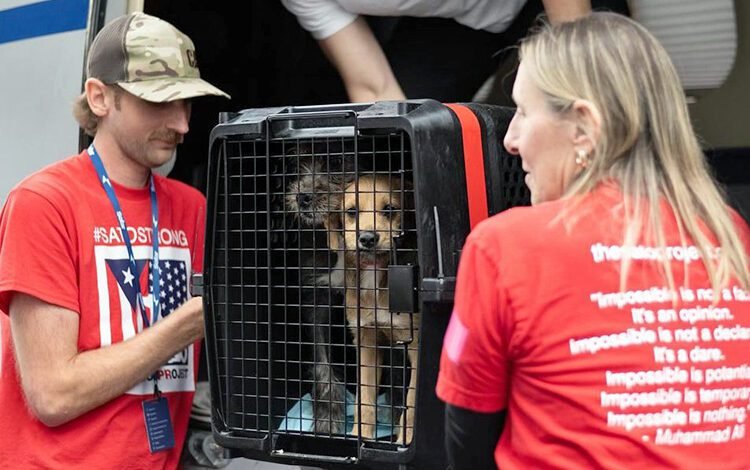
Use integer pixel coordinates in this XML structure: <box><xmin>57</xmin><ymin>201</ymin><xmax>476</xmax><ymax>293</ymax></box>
<box><xmin>150</xmin><ymin>131</ymin><xmax>183</xmax><ymax>145</ymax></box>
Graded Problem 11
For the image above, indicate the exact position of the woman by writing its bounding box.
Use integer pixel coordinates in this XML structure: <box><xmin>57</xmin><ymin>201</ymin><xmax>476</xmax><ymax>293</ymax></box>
<box><xmin>436</xmin><ymin>12</ymin><xmax>750</xmax><ymax>469</ymax></box>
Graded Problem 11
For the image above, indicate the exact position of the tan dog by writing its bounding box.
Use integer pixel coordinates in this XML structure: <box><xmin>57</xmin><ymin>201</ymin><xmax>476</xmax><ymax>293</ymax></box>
<box><xmin>326</xmin><ymin>174</ymin><xmax>418</xmax><ymax>445</ymax></box>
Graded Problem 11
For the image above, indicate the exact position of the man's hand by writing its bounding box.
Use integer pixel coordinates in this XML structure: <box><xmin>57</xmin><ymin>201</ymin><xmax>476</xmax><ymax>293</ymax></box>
<box><xmin>10</xmin><ymin>292</ymin><xmax>205</xmax><ymax>426</ymax></box>
<box><xmin>176</xmin><ymin>296</ymin><xmax>205</xmax><ymax>343</ymax></box>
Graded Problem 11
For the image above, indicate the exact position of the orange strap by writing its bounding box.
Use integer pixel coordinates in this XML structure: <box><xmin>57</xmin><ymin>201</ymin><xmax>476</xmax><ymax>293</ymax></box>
<box><xmin>446</xmin><ymin>103</ymin><xmax>489</xmax><ymax>230</ymax></box>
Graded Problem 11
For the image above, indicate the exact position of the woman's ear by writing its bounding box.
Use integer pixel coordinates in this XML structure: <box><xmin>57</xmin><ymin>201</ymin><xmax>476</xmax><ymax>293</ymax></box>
<box><xmin>84</xmin><ymin>78</ymin><xmax>111</xmax><ymax>118</ymax></box>
<box><xmin>571</xmin><ymin>99</ymin><xmax>602</xmax><ymax>155</ymax></box>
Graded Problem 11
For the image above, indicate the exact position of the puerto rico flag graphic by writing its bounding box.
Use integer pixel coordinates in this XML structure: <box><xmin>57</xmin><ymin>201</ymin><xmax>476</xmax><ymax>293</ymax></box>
<box><xmin>94</xmin><ymin>244</ymin><xmax>195</xmax><ymax>395</ymax></box>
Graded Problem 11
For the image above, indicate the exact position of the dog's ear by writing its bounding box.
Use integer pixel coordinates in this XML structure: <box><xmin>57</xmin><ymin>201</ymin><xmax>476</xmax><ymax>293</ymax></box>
<box><xmin>334</xmin><ymin>165</ymin><xmax>356</xmax><ymax>189</ymax></box>
<box><xmin>341</xmin><ymin>157</ymin><xmax>357</xmax><ymax>176</ymax></box>
<box><xmin>284</xmin><ymin>142</ymin><xmax>315</xmax><ymax>175</ymax></box>
<box><xmin>323</xmin><ymin>186</ymin><xmax>343</xmax><ymax>251</ymax></box>
<box><xmin>323</xmin><ymin>213</ymin><xmax>342</xmax><ymax>250</ymax></box>
<box><xmin>328</xmin><ymin>175</ymin><xmax>354</xmax><ymax>249</ymax></box>
<box><xmin>298</xmin><ymin>156</ymin><xmax>323</xmax><ymax>176</ymax></box>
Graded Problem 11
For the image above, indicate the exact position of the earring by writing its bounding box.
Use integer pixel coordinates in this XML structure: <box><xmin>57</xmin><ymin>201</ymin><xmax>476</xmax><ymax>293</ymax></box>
<box><xmin>575</xmin><ymin>149</ymin><xmax>591</xmax><ymax>168</ymax></box>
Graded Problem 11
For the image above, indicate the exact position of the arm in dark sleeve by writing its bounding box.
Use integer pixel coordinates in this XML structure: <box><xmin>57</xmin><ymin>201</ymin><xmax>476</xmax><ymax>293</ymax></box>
<box><xmin>445</xmin><ymin>404</ymin><xmax>506</xmax><ymax>470</ymax></box>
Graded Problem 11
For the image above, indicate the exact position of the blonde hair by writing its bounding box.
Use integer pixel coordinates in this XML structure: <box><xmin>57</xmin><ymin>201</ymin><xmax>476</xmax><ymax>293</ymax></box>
<box><xmin>71</xmin><ymin>84</ymin><xmax>123</xmax><ymax>136</ymax></box>
<box><xmin>519</xmin><ymin>12</ymin><xmax>749</xmax><ymax>293</ymax></box>
<box><xmin>72</xmin><ymin>93</ymin><xmax>99</xmax><ymax>136</ymax></box>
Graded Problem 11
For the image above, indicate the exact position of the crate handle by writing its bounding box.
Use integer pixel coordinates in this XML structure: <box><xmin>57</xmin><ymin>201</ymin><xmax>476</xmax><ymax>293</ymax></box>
<box><xmin>269</xmin><ymin>449</ymin><xmax>358</xmax><ymax>465</ymax></box>
<box><xmin>265</xmin><ymin>110</ymin><xmax>358</xmax><ymax>138</ymax></box>
<box><xmin>266</xmin><ymin>110</ymin><xmax>357</xmax><ymax>123</ymax></box>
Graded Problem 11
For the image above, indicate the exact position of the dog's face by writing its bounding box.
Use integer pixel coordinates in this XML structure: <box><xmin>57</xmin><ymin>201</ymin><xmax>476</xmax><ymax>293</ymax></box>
<box><xmin>340</xmin><ymin>175</ymin><xmax>405</xmax><ymax>267</ymax></box>
<box><xmin>286</xmin><ymin>158</ymin><xmax>342</xmax><ymax>226</ymax></box>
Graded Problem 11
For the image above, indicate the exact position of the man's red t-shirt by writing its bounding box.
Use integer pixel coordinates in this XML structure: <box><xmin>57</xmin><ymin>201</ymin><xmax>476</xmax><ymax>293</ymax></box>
<box><xmin>437</xmin><ymin>184</ymin><xmax>750</xmax><ymax>469</ymax></box>
<box><xmin>0</xmin><ymin>152</ymin><xmax>205</xmax><ymax>469</ymax></box>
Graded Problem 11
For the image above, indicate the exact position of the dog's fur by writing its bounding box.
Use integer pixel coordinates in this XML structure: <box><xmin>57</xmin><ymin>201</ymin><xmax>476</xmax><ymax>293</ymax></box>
<box><xmin>285</xmin><ymin>155</ymin><xmax>353</xmax><ymax>287</ymax></box>
<box><xmin>304</xmin><ymin>286</ymin><xmax>350</xmax><ymax>434</ymax></box>
<box><xmin>285</xmin><ymin>156</ymin><xmax>345</xmax><ymax>228</ymax></box>
<box><xmin>284</xmin><ymin>152</ymin><xmax>352</xmax><ymax>434</ymax></box>
<box><xmin>284</xmin><ymin>154</ymin><xmax>415</xmax><ymax>440</ymax></box>
<box><xmin>325</xmin><ymin>174</ymin><xmax>418</xmax><ymax>444</ymax></box>
<box><xmin>304</xmin><ymin>286</ymin><xmax>407</xmax><ymax>436</ymax></box>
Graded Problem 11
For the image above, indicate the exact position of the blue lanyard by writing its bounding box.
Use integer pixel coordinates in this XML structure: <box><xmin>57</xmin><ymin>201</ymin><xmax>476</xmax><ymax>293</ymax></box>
<box><xmin>88</xmin><ymin>144</ymin><xmax>162</xmax><ymax>328</ymax></box>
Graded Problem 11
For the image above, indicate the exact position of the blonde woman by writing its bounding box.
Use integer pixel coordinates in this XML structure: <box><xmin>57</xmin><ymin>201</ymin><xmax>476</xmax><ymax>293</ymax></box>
<box><xmin>437</xmin><ymin>12</ymin><xmax>750</xmax><ymax>470</ymax></box>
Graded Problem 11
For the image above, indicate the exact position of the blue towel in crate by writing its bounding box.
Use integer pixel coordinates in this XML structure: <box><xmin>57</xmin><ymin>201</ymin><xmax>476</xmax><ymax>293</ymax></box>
<box><xmin>278</xmin><ymin>390</ymin><xmax>397</xmax><ymax>438</ymax></box>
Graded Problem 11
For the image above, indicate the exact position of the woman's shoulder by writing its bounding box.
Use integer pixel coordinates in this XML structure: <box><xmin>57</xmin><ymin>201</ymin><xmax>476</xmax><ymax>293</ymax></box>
<box><xmin>474</xmin><ymin>198</ymin><xmax>567</xmax><ymax>237</ymax></box>
<box><xmin>465</xmin><ymin>201</ymin><xmax>560</xmax><ymax>261</ymax></box>
<box><xmin>468</xmin><ymin>189</ymin><xmax>619</xmax><ymax>255</ymax></box>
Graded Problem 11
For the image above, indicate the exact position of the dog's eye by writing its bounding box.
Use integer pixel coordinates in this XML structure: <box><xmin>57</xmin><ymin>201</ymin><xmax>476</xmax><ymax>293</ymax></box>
<box><xmin>346</xmin><ymin>207</ymin><xmax>357</xmax><ymax>217</ymax></box>
<box><xmin>382</xmin><ymin>204</ymin><xmax>400</xmax><ymax>216</ymax></box>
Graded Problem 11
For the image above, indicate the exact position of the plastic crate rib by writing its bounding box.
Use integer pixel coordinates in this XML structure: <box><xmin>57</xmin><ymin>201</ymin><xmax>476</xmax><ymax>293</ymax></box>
<box><xmin>199</xmin><ymin>101</ymin><xmax>529</xmax><ymax>469</ymax></box>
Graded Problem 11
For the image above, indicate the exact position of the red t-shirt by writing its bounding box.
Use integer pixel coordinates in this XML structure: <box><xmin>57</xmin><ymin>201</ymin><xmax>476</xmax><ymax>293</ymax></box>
<box><xmin>0</xmin><ymin>151</ymin><xmax>205</xmax><ymax>469</ymax></box>
<box><xmin>437</xmin><ymin>183</ymin><xmax>750</xmax><ymax>469</ymax></box>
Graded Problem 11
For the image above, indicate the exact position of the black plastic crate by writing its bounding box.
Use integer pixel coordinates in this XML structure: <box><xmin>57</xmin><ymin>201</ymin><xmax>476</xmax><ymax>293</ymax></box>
<box><xmin>197</xmin><ymin>100</ymin><xmax>529</xmax><ymax>469</ymax></box>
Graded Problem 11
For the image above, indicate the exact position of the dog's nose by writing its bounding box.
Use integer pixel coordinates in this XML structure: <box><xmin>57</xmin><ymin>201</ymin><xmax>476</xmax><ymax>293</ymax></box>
<box><xmin>358</xmin><ymin>231</ymin><xmax>379</xmax><ymax>249</ymax></box>
<box><xmin>296</xmin><ymin>193</ymin><xmax>313</xmax><ymax>207</ymax></box>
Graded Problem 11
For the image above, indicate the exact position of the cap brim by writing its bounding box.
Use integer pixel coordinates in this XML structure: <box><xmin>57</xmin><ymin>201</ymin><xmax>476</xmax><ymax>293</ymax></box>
<box><xmin>118</xmin><ymin>77</ymin><xmax>230</xmax><ymax>103</ymax></box>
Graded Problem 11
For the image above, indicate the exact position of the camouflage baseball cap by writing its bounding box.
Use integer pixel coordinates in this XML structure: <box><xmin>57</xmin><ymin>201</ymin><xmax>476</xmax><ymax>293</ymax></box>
<box><xmin>86</xmin><ymin>12</ymin><xmax>230</xmax><ymax>103</ymax></box>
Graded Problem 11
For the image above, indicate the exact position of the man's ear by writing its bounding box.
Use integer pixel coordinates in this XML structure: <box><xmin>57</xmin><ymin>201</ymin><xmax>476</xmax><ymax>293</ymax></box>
<box><xmin>85</xmin><ymin>78</ymin><xmax>112</xmax><ymax>118</ymax></box>
<box><xmin>571</xmin><ymin>99</ymin><xmax>602</xmax><ymax>155</ymax></box>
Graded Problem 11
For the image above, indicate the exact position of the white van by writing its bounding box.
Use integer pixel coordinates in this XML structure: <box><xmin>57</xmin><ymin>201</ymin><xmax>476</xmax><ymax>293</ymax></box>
<box><xmin>0</xmin><ymin>0</ymin><xmax>123</xmax><ymax>203</ymax></box>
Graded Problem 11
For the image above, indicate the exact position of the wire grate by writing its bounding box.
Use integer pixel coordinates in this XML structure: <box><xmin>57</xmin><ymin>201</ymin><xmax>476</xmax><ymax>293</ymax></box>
<box><xmin>209</xmin><ymin>133</ymin><xmax>419</xmax><ymax>452</ymax></box>
<box><xmin>501</xmin><ymin>151</ymin><xmax>530</xmax><ymax>208</ymax></box>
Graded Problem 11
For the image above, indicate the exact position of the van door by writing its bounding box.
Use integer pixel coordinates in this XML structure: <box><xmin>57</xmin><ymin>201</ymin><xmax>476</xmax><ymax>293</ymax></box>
<box><xmin>0</xmin><ymin>0</ymin><xmax>128</xmax><ymax>203</ymax></box>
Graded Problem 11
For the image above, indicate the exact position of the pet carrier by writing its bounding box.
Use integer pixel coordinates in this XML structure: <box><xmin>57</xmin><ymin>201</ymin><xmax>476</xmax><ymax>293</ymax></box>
<box><xmin>192</xmin><ymin>100</ymin><xmax>529</xmax><ymax>469</ymax></box>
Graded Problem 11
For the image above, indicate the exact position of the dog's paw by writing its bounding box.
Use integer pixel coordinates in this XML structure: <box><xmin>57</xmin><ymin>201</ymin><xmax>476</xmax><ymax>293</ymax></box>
<box><xmin>396</xmin><ymin>410</ymin><xmax>414</xmax><ymax>446</ymax></box>
<box><xmin>349</xmin><ymin>419</ymin><xmax>360</xmax><ymax>438</ymax></box>
<box><xmin>396</xmin><ymin>427</ymin><xmax>413</xmax><ymax>446</ymax></box>
<box><xmin>313</xmin><ymin>418</ymin><xmax>342</xmax><ymax>435</ymax></box>
<box><xmin>360</xmin><ymin>423</ymin><xmax>377</xmax><ymax>440</ymax></box>
<box><xmin>348</xmin><ymin>419</ymin><xmax>376</xmax><ymax>440</ymax></box>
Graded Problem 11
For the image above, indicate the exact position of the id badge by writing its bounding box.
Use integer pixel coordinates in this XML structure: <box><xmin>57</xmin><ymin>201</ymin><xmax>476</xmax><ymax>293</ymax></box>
<box><xmin>142</xmin><ymin>396</ymin><xmax>175</xmax><ymax>453</ymax></box>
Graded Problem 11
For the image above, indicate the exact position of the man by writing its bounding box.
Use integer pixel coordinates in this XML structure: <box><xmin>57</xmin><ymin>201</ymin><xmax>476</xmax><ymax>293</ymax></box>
<box><xmin>0</xmin><ymin>13</ymin><xmax>229</xmax><ymax>468</ymax></box>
